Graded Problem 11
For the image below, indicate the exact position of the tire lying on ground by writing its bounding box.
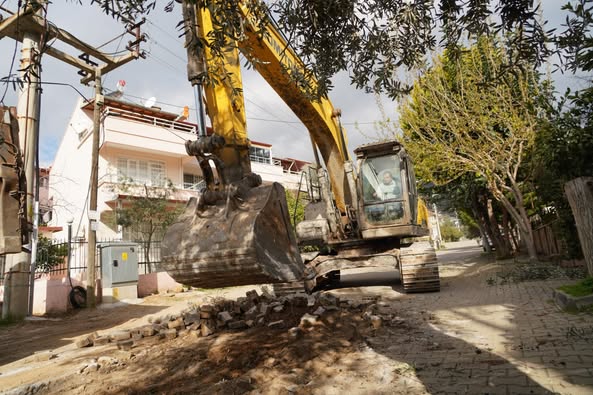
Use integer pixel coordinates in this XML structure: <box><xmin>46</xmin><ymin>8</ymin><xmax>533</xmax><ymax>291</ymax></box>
<box><xmin>69</xmin><ymin>286</ymin><xmax>87</xmax><ymax>308</ymax></box>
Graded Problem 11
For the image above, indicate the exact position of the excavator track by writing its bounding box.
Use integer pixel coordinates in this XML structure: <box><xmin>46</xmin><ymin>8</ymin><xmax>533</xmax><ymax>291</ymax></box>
<box><xmin>272</xmin><ymin>281</ymin><xmax>307</xmax><ymax>297</ymax></box>
<box><xmin>399</xmin><ymin>241</ymin><xmax>440</xmax><ymax>293</ymax></box>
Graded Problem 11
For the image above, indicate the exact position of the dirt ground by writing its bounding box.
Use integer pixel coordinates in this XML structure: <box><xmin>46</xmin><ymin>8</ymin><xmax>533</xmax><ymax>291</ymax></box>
<box><xmin>1</xmin><ymin>240</ymin><xmax>593</xmax><ymax>395</ymax></box>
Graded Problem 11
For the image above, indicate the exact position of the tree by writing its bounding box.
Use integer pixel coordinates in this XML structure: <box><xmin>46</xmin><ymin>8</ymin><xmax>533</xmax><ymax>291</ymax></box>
<box><xmin>440</xmin><ymin>218</ymin><xmax>463</xmax><ymax>242</ymax></box>
<box><xmin>115</xmin><ymin>180</ymin><xmax>183</xmax><ymax>273</ymax></box>
<box><xmin>530</xmin><ymin>0</ymin><xmax>593</xmax><ymax>261</ymax></box>
<box><xmin>400</xmin><ymin>37</ymin><xmax>547</xmax><ymax>261</ymax></box>
<box><xmin>285</xmin><ymin>189</ymin><xmax>305</xmax><ymax>229</ymax></box>
<box><xmin>36</xmin><ymin>235</ymin><xmax>68</xmax><ymax>273</ymax></box>
<box><xmin>88</xmin><ymin>0</ymin><xmax>554</xmax><ymax>99</ymax></box>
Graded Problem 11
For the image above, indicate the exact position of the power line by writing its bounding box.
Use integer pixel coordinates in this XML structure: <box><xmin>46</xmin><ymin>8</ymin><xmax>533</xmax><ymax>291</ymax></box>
<box><xmin>146</xmin><ymin>19</ymin><xmax>184</xmax><ymax>45</ymax></box>
<box><xmin>146</xmin><ymin>51</ymin><xmax>185</xmax><ymax>74</ymax></box>
<box><xmin>149</xmin><ymin>37</ymin><xmax>187</xmax><ymax>64</ymax></box>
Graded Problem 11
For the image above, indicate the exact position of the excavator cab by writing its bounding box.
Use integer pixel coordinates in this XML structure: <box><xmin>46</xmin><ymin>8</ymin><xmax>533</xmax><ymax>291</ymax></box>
<box><xmin>355</xmin><ymin>141</ymin><xmax>426</xmax><ymax>240</ymax></box>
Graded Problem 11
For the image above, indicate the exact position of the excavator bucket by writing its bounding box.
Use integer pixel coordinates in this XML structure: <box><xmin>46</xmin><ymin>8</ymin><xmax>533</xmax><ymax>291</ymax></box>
<box><xmin>160</xmin><ymin>182</ymin><xmax>304</xmax><ymax>288</ymax></box>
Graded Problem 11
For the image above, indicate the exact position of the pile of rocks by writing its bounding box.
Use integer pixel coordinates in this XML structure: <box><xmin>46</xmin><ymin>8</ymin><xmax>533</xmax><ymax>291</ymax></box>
<box><xmin>75</xmin><ymin>290</ymin><xmax>397</xmax><ymax>351</ymax></box>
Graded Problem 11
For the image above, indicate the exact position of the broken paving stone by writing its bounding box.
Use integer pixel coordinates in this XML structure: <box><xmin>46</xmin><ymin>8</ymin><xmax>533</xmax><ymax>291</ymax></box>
<box><xmin>268</xmin><ymin>320</ymin><xmax>285</xmax><ymax>329</ymax></box>
<box><xmin>228</xmin><ymin>320</ymin><xmax>248</xmax><ymax>330</ymax></box>
<box><xmin>131</xmin><ymin>333</ymin><xmax>143</xmax><ymax>342</ymax></box>
<box><xmin>259</xmin><ymin>303</ymin><xmax>271</xmax><ymax>316</ymax></box>
<box><xmin>244</xmin><ymin>305</ymin><xmax>259</xmax><ymax>320</ymax></box>
<box><xmin>307</xmin><ymin>295</ymin><xmax>316</xmax><ymax>307</ymax></box>
<box><xmin>299</xmin><ymin>314</ymin><xmax>318</xmax><ymax>328</ymax></box>
<box><xmin>245</xmin><ymin>320</ymin><xmax>255</xmax><ymax>328</ymax></box>
<box><xmin>201</xmin><ymin>320</ymin><xmax>215</xmax><ymax>337</ymax></box>
<box><xmin>92</xmin><ymin>336</ymin><xmax>110</xmax><ymax>346</ymax></box>
<box><xmin>190</xmin><ymin>330</ymin><xmax>201</xmax><ymax>339</ymax></box>
<box><xmin>312</xmin><ymin>306</ymin><xmax>326</xmax><ymax>316</ymax></box>
<box><xmin>98</xmin><ymin>356</ymin><xmax>119</xmax><ymax>365</ymax></box>
<box><xmin>217</xmin><ymin>311</ymin><xmax>233</xmax><ymax>324</ymax></box>
<box><xmin>319</xmin><ymin>293</ymin><xmax>339</xmax><ymax>308</ymax></box>
<box><xmin>163</xmin><ymin>329</ymin><xmax>177</xmax><ymax>340</ymax></box>
<box><xmin>200</xmin><ymin>304</ymin><xmax>214</xmax><ymax>313</ymax></box>
<box><xmin>264</xmin><ymin>357</ymin><xmax>277</xmax><ymax>368</ymax></box>
<box><xmin>370</xmin><ymin>315</ymin><xmax>382</xmax><ymax>329</ymax></box>
<box><xmin>114</xmin><ymin>350</ymin><xmax>134</xmax><ymax>360</ymax></box>
<box><xmin>273</xmin><ymin>305</ymin><xmax>285</xmax><ymax>313</ymax></box>
<box><xmin>246</xmin><ymin>289</ymin><xmax>260</xmax><ymax>305</ymax></box>
<box><xmin>288</xmin><ymin>327</ymin><xmax>303</xmax><ymax>339</ymax></box>
<box><xmin>288</xmin><ymin>295</ymin><xmax>308</xmax><ymax>307</ymax></box>
<box><xmin>183</xmin><ymin>313</ymin><xmax>200</xmax><ymax>326</ymax></box>
<box><xmin>110</xmin><ymin>331</ymin><xmax>131</xmax><ymax>342</ymax></box>
<box><xmin>178</xmin><ymin>329</ymin><xmax>188</xmax><ymax>337</ymax></box>
<box><xmin>85</xmin><ymin>362</ymin><xmax>100</xmax><ymax>373</ymax></box>
<box><xmin>142</xmin><ymin>326</ymin><xmax>156</xmax><ymax>337</ymax></box>
<box><xmin>75</xmin><ymin>337</ymin><xmax>93</xmax><ymax>348</ymax></box>
<box><xmin>117</xmin><ymin>339</ymin><xmax>134</xmax><ymax>351</ymax></box>
<box><xmin>168</xmin><ymin>318</ymin><xmax>185</xmax><ymax>330</ymax></box>
<box><xmin>33</xmin><ymin>351</ymin><xmax>56</xmax><ymax>362</ymax></box>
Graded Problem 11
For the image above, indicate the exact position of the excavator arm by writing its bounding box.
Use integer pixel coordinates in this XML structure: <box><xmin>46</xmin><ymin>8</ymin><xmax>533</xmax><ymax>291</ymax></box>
<box><xmin>183</xmin><ymin>0</ymin><xmax>352</xmax><ymax>212</ymax></box>
<box><xmin>235</xmin><ymin>2</ymin><xmax>352</xmax><ymax>213</ymax></box>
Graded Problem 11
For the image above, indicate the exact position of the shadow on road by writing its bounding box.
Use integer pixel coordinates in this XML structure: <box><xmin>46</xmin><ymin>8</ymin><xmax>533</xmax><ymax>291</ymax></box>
<box><xmin>0</xmin><ymin>304</ymin><xmax>167</xmax><ymax>365</ymax></box>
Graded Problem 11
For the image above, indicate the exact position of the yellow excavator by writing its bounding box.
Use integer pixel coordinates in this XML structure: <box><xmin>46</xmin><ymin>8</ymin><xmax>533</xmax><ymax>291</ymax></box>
<box><xmin>160</xmin><ymin>0</ymin><xmax>440</xmax><ymax>293</ymax></box>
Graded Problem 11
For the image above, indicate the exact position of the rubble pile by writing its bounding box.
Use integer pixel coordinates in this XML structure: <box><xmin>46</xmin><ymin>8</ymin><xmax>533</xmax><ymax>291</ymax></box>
<box><xmin>74</xmin><ymin>289</ymin><xmax>399</xmax><ymax>352</ymax></box>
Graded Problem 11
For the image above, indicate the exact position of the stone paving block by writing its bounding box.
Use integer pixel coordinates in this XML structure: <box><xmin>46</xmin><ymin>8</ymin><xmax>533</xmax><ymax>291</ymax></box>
<box><xmin>505</xmin><ymin>384</ymin><xmax>551</xmax><ymax>394</ymax></box>
<box><xmin>542</xmin><ymin>355</ymin><xmax>582</xmax><ymax>364</ymax></box>
<box><xmin>488</xmin><ymin>375</ymin><xmax>529</xmax><ymax>386</ymax></box>
<box><xmin>92</xmin><ymin>336</ymin><xmax>110</xmax><ymax>346</ymax></box>
<box><xmin>117</xmin><ymin>339</ymin><xmax>134</xmax><ymax>351</ymax></box>
<box><xmin>110</xmin><ymin>331</ymin><xmax>131</xmax><ymax>341</ymax></box>
<box><xmin>168</xmin><ymin>318</ymin><xmax>185</xmax><ymax>330</ymax></box>
<box><xmin>141</xmin><ymin>326</ymin><xmax>156</xmax><ymax>337</ymax></box>
<box><xmin>75</xmin><ymin>337</ymin><xmax>93</xmax><ymax>348</ymax></box>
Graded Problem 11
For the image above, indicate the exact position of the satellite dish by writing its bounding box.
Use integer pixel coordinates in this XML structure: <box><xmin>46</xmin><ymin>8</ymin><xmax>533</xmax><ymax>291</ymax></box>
<box><xmin>144</xmin><ymin>97</ymin><xmax>157</xmax><ymax>108</ymax></box>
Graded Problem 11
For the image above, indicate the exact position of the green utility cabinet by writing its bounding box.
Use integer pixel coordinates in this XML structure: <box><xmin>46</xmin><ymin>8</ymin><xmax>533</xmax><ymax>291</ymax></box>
<box><xmin>99</xmin><ymin>242</ymin><xmax>139</xmax><ymax>287</ymax></box>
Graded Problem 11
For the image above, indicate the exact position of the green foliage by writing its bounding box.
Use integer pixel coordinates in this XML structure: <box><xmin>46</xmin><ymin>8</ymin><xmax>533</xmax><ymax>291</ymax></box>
<box><xmin>285</xmin><ymin>190</ymin><xmax>305</xmax><ymax>228</ymax></box>
<box><xmin>558</xmin><ymin>277</ymin><xmax>593</xmax><ymax>297</ymax></box>
<box><xmin>458</xmin><ymin>210</ymin><xmax>481</xmax><ymax>240</ymax></box>
<box><xmin>36</xmin><ymin>235</ymin><xmax>68</xmax><ymax>273</ymax></box>
<box><xmin>530</xmin><ymin>0</ymin><xmax>593</xmax><ymax>258</ymax></box>
<box><xmin>115</xmin><ymin>179</ymin><xmax>183</xmax><ymax>243</ymax></box>
<box><xmin>400</xmin><ymin>36</ymin><xmax>549</xmax><ymax>259</ymax></box>
<box><xmin>439</xmin><ymin>218</ymin><xmax>463</xmax><ymax>242</ymax></box>
<box><xmin>89</xmin><ymin>0</ymin><xmax>552</xmax><ymax>99</ymax></box>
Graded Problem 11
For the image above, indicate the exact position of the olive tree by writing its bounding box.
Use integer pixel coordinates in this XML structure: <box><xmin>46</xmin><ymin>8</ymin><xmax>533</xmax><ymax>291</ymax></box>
<box><xmin>400</xmin><ymin>38</ymin><xmax>547</xmax><ymax>261</ymax></box>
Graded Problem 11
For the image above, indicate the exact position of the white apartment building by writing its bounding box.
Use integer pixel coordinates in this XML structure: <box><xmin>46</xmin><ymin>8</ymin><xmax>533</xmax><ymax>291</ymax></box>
<box><xmin>48</xmin><ymin>96</ymin><xmax>308</xmax><ymax>240</ymax></box>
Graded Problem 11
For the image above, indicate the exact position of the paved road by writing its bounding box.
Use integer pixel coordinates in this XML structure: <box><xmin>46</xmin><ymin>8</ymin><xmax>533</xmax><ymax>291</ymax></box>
<box><xmin>334</xmin><ymin>241</ymin><xmax>593</xmax><ymax>394</ymax></box>
<box><xmin>338</xmin><ymin>239</ymin><xmax>482</xmax><ymax>288</ymax></box>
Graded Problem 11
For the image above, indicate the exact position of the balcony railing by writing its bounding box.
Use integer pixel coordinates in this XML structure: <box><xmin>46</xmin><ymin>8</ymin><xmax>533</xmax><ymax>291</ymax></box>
<box><xmin>104</xmin><ymin>107</ymin><xmax>197</xmax><ymax>135</ymax></box>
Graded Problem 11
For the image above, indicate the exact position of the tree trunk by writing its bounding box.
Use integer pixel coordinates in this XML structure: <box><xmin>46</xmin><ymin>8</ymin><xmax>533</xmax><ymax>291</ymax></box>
<box><xmin>501</xmin><ymin>206</ymin><xmax>516</xmax><ymax>253</ymax></box>
<box><xmin>145</xmin><ymin>234</ymin><xmax>152</xmax><ymax>274</ymax></box>
<box><xmin>493</xmin><ymin>184</ymin><xmax>538</xmax><ymax>262</ymax></box>
<box><xmin>471</xmin><ymin>195</ymin><xmax>494</xmax><ymax>253</ymax></box>
<box><xmin>486</xmin><ymin>198</ymin><xmax>512</xmax><ymax>259</ymax></box>
<box><xmin>564</xmin><ymin>177</ymin><xmax>593</xmax><ymax>276</ymax></box>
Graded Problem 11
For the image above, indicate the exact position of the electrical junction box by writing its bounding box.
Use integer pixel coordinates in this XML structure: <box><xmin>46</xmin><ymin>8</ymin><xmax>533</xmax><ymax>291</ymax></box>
<box><xmin>99</xmin><ymin>242</ymin><xmax>139</xmax><ymax>288</ymax></box>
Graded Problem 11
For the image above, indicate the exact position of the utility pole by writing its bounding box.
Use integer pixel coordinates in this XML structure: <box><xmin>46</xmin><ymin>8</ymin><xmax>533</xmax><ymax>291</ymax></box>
<box><xmin>433</xmin><ymin>203</ymin><xmax>442</xmax><ymax>249</ymax></box>
<box><xmin>0</xmin><ymin>4</ymin><xmax>144</xmax><ymax>316</ymax></box>
<box><xmin>2</xmin><ymin>5</ymin><xmax>43</xmax><ymax>320</ymax></box>
<box><xmin>86</xmin><ymin>70</ymin><xmax>102</xmax><ymax>308</ymax></box>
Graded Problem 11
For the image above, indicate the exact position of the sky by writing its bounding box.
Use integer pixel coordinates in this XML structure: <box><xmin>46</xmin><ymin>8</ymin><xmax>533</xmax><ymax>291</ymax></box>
<box><xmin>0</xmin><ymin>0</ymin><xmax>586</xmax><ymax>168</ymax></box>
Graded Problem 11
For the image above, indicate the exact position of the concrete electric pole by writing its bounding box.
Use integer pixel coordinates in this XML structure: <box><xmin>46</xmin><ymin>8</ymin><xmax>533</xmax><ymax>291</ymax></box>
<box><xmin>0</xmin><ymin>3</ymin><xmax>144</xmax><ymax>316</ymax></box>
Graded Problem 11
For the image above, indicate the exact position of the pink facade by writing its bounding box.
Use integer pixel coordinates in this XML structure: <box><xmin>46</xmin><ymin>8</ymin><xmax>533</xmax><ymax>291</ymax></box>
<box><xmin>30</xmin><ymin>271</ymin><xmax>182</xmax><ymax>315</ymax></box>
